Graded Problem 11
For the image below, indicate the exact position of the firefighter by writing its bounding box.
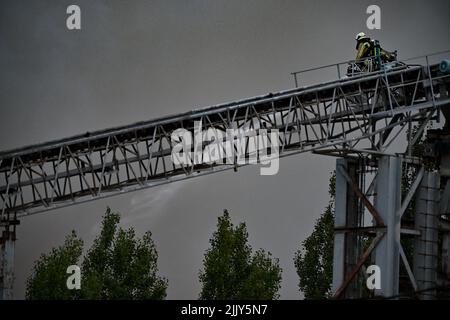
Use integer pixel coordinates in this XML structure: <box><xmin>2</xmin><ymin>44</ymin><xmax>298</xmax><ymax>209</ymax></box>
<box><xmin>354</xmin><ymin>32</ymin><xmax>397</xmax><ymax>71</ymax></box>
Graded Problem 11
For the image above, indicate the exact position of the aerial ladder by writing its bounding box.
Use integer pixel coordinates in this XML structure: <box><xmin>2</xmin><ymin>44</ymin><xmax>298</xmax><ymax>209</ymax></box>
<box><xmin>1</xmin><ymin>52</ymin><xmax>450</xmax><ymax>299</ymax></box>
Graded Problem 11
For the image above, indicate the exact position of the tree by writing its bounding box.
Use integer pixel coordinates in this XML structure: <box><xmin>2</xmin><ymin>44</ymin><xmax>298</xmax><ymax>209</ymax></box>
<box><xmin>26</xmin><ymin>207</ymin><xmax>167</xmax><ymax>300</ymax></box>
<box><xmin>82</xmin><ymin>208</ymin><xmax>167</xmax><ymax>299</ymax></box>
<box><xmin>26</xmin><ymin>231</ymin><xmax>83</xmax><ymax>300</ymax></box>
<box><xmin>80</xmin><ymin>207</ymin><xmax>120</xmax><ymax>298</ymax></box>
<box><xmin>294</xmin><ymin>173</ymin><xmax>335</xmax><ymax>299</ymax></box>
<box><xmin>199</xmin><ymin>210</ymin><xmax>282</xmax><ymax>300</ymax></box>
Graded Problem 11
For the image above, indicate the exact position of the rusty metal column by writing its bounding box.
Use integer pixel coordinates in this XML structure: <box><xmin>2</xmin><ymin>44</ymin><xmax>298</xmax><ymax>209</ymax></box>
<box><xmin>332</xmin><ymin>158</ymin><xmax>347</xmax><ymax>295</ymax></box>
<box><xmin>332</xmin><ymin>158</ymin><xmax>360</xmax><ymax>298</ymax></box>
<box><xmin>0</xmin><ymin>226</ymin><xmax>15</xmax><ymax>300</ymax></box>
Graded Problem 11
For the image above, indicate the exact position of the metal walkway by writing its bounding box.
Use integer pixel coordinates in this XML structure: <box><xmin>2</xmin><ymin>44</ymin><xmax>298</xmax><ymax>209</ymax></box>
<box><xmin>1</xmin><ymin>56</ymin><xmax>449</xmax><ymax>219</ymax></box>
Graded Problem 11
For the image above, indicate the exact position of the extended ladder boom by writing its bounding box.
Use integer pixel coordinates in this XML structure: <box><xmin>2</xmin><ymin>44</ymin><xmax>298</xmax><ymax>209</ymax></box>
<box><xmin>1</xmin><ymin>62</ymin><xmax>449</xmax><ymax>218</ymax></box>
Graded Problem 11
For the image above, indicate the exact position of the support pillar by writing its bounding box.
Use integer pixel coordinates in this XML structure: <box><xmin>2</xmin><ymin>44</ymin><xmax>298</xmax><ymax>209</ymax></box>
<box><xmin>0</xmin><ymin>226</ymin><xmax>15</xmax><ymax>300</ymax></box>
<box><xmin>374</xmin><ymin>156</ymin><xmax>402</xmax><ymax>298</ymax></box>
<box><xmin>332</xmin><ymin>158</ymin><xmax>360</xmax><ymax>298</ymax></box>
<box><xmin>413</xmin><ymin>172</ymin><xmax>440</xmax><ymax>299</ymax></box>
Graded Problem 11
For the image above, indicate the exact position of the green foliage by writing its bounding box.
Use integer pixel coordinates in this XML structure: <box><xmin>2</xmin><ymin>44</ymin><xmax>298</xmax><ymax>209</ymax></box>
<box><xmin>294</xmin><ymin>173</ymin><xmax>335</xmax><ymax>299</ymax></box>
<box><xmin>241</xmin><ymin>250</ymin><xmax>283</xmax><ymax>299</ymax></box>
<box><xmin>199</xmin><ymin>210</ymin><xmax>282</xmax><ymax>300</ymax></box>
<box><xmin>26</xmin><ymin>207</ymin><xmax>167</xmax><ymax>300</ymax></box>
<box><xmin>81</xmin><ymin>208</ymin><xmax>120</xmax><ymax>298</ymax></box>
<box><xmin>26</xmin><ymin>231</ymin><xmax>83</xmax><ymax>300</ymax></box>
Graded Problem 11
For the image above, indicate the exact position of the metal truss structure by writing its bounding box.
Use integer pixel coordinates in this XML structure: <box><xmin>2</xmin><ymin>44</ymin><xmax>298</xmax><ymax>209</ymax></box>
<box><xmin>332</xmin><ymin>151</ymin><xmax>450</xmax><ymax>299</ymax></box>
<box><xmin>2</xmin><ymin>61</ymin><xmax>449</xmax><ymax>218</ymax></box>
<box><xmin>1</xmin><ymin>52</ymin><xmax>450</xmax><ymax>299</ymax></box>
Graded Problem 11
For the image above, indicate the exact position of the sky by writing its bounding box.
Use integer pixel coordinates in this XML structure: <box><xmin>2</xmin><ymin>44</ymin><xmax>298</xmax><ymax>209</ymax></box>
<box><xmin>1</xmin><ymin>0</ymin><xmax>449</xmax><ymax>299</ymax></box>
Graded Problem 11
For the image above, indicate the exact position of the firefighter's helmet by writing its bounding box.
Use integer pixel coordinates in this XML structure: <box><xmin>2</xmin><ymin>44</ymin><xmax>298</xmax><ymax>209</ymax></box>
<box><xmin>355</xmin><ymin>32</ymin><xmax>369</xmax><ymax>42</ymax></box>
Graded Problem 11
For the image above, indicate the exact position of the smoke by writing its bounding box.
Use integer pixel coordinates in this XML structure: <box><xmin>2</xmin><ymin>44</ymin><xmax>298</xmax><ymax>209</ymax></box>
<box><xmin>87</xmin><ymin>182</ymin><xmax>186</xmax><ymax>236</ymax></box>
<box><xmin>123</xmin><ymin>182</ymin><xmax>186</xmax><ymax>226</ymax></box>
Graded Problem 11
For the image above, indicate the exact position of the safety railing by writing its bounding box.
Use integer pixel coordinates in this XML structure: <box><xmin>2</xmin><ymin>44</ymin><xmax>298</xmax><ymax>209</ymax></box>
<box><xmin>290</xmin><ymin>49</ymin><xmax>450</xmax><ymax>88</ymax></box>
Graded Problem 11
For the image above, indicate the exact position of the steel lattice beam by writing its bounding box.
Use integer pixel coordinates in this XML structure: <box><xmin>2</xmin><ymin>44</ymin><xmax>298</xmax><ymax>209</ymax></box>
<box><xmin>0</xmin><ymin>63</ymin><xmax>449</xmax><ymax>218</ymax></box>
